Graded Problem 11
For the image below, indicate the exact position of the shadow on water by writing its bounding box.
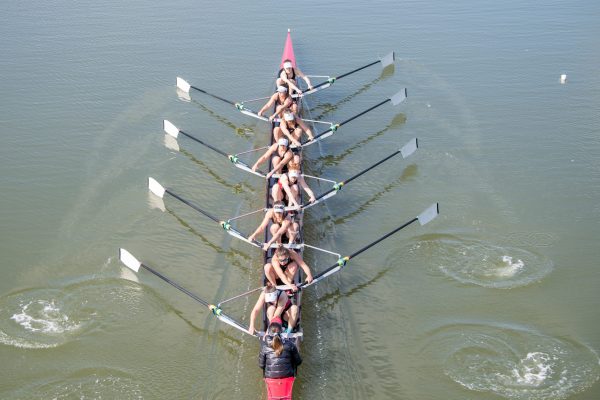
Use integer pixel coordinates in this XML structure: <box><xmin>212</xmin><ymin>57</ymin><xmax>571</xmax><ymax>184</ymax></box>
<box><xmin>316</xmin><ymin>112</ymin><xmax>407</xmax><ymax>168</ymax></box>
<box><xmin>316</xmin><ymin>164</ymin><xmax>418</xmax><ymax>226</ymax></box>
<box><xmin>311</xmin><ymin>66</ymin><xmax>395</xmax><ymax>119</ymax></box>
<box><xmin>181</xmin><ymin>95</ymin><xmax>257</xmax><ymax>138</ymax></box>
<box><xmin>166</xmin><ymin>208</ymin><xmax>253</xmax><ymax>272</ymax></box>
<box><xmin>315</xmin><ymin>267</ymin><xmax>391</xmax><ymax>311</ymax></box>
<box><xmin>177</xmin><ymin>147</ymin><xmax>253</xmax><ymax>195</ymax></box>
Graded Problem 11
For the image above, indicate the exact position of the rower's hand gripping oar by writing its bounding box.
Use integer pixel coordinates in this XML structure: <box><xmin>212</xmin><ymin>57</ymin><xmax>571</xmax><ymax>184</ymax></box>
<box><xmin>118</xmin><ymin>248</ymin><xmax>255</xmax><ymax>336</ymax></box>
<box><xmin>148</xmin><ymin>177</ymin><xmax>263</xmax><ymax>249</ymax></box>
<box><xmin>302</xmin><ymin>137</ymin><xmax>418</xmax><ymax>210</ymax></box>
<box><xmin>299</xmin><ymin>203</ymin><xmax>440</xmax><ymax>289</ymax></box>
<box><xmin>293</xmin><ymin>51</ymin><xmax>395</xmax><ymax>98</ymax></box>
<box><xmin>302</xmin><ymin>88</ymin><xmax>407</xmax><ymax>147</ymax></box>
<box><xmin>163</xmin><ymin>120</ymin><xmax>267</xmax><ymax>178</ymax></box>
<box><xmin>176</xmin><ymin>77</ymin><xmax>266</xmax><ymax>122</ymax></box>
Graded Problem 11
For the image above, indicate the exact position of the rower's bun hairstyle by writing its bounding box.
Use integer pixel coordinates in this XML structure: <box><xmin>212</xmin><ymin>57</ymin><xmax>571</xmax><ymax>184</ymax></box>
<box><xmin>275</xmin><ymin>245</ymin><xmax>289</xmax><ymax>257</ymax></box>
<box><xmin>288</xmin><ymin>161</ymin><xmax>300</xmax><ymax>171</ymax></box>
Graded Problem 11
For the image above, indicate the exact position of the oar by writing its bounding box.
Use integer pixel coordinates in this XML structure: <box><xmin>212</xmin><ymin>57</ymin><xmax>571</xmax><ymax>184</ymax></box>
<box><xmin>163</xmin><ymin>120</ymin><xmax>266</xmax><ymax>178</ymax></box>
<box><xmin>302</xmin><ymin>138</ymin><xmax>418</xmax><ymax>210</ymax></box>
<box><xmin>294</xmin><ymin>52</ymin><xmax>395</xmax><ymax>98</ymax></box>
<box><xmin>299</xmin><ymin>203</ymin><xmax>440</xmax><ymax>289</ymax></box>
<box><xmin>118</xmin><ymin>248</ymin><xmax>254</xmax><ymax>336</ymax></box>
<box><xmin>175</xmin><ymin>78</ymin><xmax>267</xmax><ymax>122</ymax></box>
<box><xmin>302</xmin><ymin>88</ymin><xmax>407</xmax><ymax>147</ymax></box>
<box><xmin>148</xmin><ymin>177</ymin><xmax>262</xmax><ymax>249</ymax></box>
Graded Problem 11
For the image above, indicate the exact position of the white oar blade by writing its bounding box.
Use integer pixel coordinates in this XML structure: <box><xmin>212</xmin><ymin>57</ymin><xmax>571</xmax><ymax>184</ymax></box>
<box><xmin>418</xmin><ymin>203</ymin><xmax>440</xmax><ymax>226</ymax></box>
<box><xmin>391</xmin><ymin>88</ymin><xmax>408</xmax><ymax>106</ymax></box>
<box><xmin>119</xmin><ymin>248</ymin><xmax>142</xmax><ymax>273</ymax></box>
<box><xmin>163</xmin><ymin>119</ymin><xmax>180</xmax><ymax>138</ymax></box>
<box><xmin>176</xmin><ymin>77</ymin><xmax>191</xmax><ymax>93</ymax></box>
<box><xmin>380</xmin><ymin>51</ymin><xmax>395</xmax><ymax>68</ymax></box>
<box><xmin>400</xmin><ymin>138</ymin><xmax>418</xmax><ymax>159</ymax></box>
<box><xmin>148</xmin><ymin>177</ymin><xmax>166</xmax><ymax>198</ymax></box>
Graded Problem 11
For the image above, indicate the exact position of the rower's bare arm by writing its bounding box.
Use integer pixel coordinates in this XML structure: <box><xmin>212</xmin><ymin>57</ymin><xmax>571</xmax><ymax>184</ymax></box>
<box><xmin>280</xmin><ymin>72</ymin><xmax>301</xmax><ymax>93</ymax></box>
<box><xmin>267</xmin><ymin>152</ymin><xmax>292</xmax><ymax>178</ymax></box>
<box><xmin>253</xmin><ymin>146</ymin><xmax>274</xmax><ymax>171</ymax></box>
<box><xmin>258</xmin><ymin>95</ymin><xmax>276</xmax><ymax>116</ymax></box>
<box><xmin>298</xmin><ymin>119</ymin><xmax>314</xmax><ymax>140</ymax></box>
<box><xmin>248</xmin><ymin>298</ymin><xmax>263</xmax><ymax>335</ymax></box>
<box><xmin>296</xmin><ymin>68</ymin><xmax>313</xmax><ymax>89</ymax></box>
<box><xmin>282</xmin><ymin>179</ymin><xmax>300</xmax><ymax>207</ymax></box>
<box><xmin>273</xmin><ymin>263</ymin><xmax>295</xmax><ymax>288</ymax></box>
<box><xmin>300</xmin><ymin>177</ymin><xmax>316</xmax><ymax>202</ymax></box>
<box><xmin>292</xmin><ymin>251</ymin><xmax>313</xmax><ymax>282</ymax></box>
<box><xmin>249</xmin><ymin>212</ymin><xmax>270</xmax><ymax>240</ymax></box>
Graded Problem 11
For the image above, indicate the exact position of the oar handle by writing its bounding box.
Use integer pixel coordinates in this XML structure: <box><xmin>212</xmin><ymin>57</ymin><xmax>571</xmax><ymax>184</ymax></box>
<box><xmin>165</xmin><ymin>188</ymin><xmax>221</xmax><ymax>224</ymax></box>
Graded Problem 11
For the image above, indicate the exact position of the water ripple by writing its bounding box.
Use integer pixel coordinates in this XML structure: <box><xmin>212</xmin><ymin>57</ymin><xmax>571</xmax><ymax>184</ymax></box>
<box><xmin>420</xmin><ymin>322</ymin><xmax>600</xmax><ymax>399</ymax></box>
<box><xmin>403</xmin><ymin>234</ymin><xmax>554</xmax><ymax>289</ymax></box>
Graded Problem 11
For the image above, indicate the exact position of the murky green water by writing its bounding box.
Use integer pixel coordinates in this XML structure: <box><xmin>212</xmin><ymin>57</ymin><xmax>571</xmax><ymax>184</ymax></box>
<box><xmin>1</xmin><ymin>0</ymin><xmax>599</xmax><ymax>398</ymax></box>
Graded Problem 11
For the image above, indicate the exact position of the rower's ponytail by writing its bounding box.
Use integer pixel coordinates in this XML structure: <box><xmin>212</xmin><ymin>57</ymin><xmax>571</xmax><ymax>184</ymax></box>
<box><xmin>272</xmin><ymin>334</ymin><xmax>284</xmax><ymax>356</ymax></box>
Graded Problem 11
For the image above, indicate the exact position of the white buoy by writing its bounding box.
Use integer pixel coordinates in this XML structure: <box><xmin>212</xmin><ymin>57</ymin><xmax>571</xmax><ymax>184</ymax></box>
<box><xmin>560</xmin><ymin>74</ymin><xmax>567</xmax><ymax>84</ymax></box>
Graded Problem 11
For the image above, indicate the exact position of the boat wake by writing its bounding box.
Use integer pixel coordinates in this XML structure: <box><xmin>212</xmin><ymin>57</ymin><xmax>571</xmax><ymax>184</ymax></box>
<box><xmin>419</xmin><ymin>322</ymin><xmax>600</xmax><ymax>399</ymax></box>
<box><xmin>0</xmin><ymin>278</ymin><xmax>155</xmax><ymax>349</ymax></box>
<box><xmin>402</xmin><ymin>234</ymin><xmax>553</xmax><ymax>288</ymax></box>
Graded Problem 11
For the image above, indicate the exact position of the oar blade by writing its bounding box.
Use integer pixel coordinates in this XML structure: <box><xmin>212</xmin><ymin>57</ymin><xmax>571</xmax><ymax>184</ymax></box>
<box><xmin>148</xmin><ymin>177</ymin><xmax>166</xmax><ymax>199</ymax></box>
<box><xmin>119</xmin><ymin>248</ymin><xmax>142</xmax><ymax>273</ymax></box>
<box><xmin>163</xmin><ymin>119</ymin><xmax>180</xmax><ymax>138</ymax></box>
<box><xmin>176</xmin><ymin>77</ymin><xmax>191</xmax><ymax>93</ymax></box>
<box><xmin>400</xmin><ymin>138</ymin><xmax>418</xmax><ymax>159</ymax></box>
<box><xmin>380</xmin><ymin>51</ymin><xmax>395</xmax><ymax>68</ymax></box>
<box><xmin>418</xmin><ymin>203</ymin><xmax>440</xmax><ymax>226</ymax></box>
<box><xmin>391</xmin><ymin>88</ymin><xmax>408</xmax><ymax>106</ymax></box>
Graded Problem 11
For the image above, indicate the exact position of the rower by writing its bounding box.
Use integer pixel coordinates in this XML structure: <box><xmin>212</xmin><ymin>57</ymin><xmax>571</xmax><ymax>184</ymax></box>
<box><xmin>257</xmin><ymin>85</ymin><xmax>298</xmax><ymax>121</ymax></box>
<box><xmin>251</xmin><ymin>138</ymin><xmax>295</xmax><ymax>180</ymax></box>
<box><xmin>277</xmin><ymin>59</ymin><xmax>313</xmax><ymax>96</ymax></box>
<box><xmin>264</xmin><ymin>246</ymin><xmax>313</xmax><ymax>291</ymax></box>
<box><xmin>273</xmin><ymin>109</ymin><xmax>314</xmax><ymax>147</ymax></box>
<box><xmin>272</xmin><ymin>161</ymin><xmax>316</xmax><ymax>209</ymax></box>
<box><xmin>248</xmin><ymin>283</ymin><xmax>299</xmax><ymax>335</ymax></box>
<box><xmin>248</xmin><ymin>201</ymin><xmax>299</xmax><ymax>251</ymax></box>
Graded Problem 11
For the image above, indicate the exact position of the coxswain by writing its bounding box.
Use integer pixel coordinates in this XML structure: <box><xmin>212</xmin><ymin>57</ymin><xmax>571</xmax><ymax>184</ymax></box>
<box><xmin>273</xmin><ymin>110</ymin><xmax>314</xmax><ymax>147</ymax></box>
<box><xmin>264</xmin><ymin>246</ymin><xmax>313</xmax><ymax>291</ymax></box>
<box><xmin>259</xmin><ymin>317</ymin><xmax>302</xmax><ymax>396</ymax></box>
<box><xmin>277</xmin><ymin>59</ymin><xmax>312</xmax><ymax>96</ymax></box>
<box><xmin>248</xmin><ymin>283</ymin><xmax>299</xmax><ymax>335</ymax></box>
<box><xmin>271</xmin><ymin>161</ymin><xmax>316</xmax><ymax>209</ymax></box>
<box><xmin>248</xmin><ymin>202</ymin><xmax>299</xmax><ymax>251</ymax></box>
<box><xmin>257</xmin><ymin>85</ymin><xmax>298</xmax><ymax>121</ymax></box>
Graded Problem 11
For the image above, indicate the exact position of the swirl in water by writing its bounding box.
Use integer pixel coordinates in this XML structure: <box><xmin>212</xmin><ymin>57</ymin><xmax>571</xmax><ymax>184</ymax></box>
<box><xmin>404</xmin><ymin>234</ymin><xmax>553</xmax><ymax>288</ymax></box>
<box><xmin>422</xmin><ymin>323</ymin><xmax>600</xmax><ymax>399</ymax></box>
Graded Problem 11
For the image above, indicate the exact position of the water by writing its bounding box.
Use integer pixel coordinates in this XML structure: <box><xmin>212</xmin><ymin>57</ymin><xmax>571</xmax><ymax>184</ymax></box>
<box><xmin>1</xmin><ymin>0</ymin><xmax>599</xmax><ymax>398</ymax></box>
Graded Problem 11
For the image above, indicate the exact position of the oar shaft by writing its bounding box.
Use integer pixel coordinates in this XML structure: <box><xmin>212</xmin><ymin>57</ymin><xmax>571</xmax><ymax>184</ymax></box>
<box><xmin>141</xmin><ymin>264</ymin><xmax>210</xmax><ymax>307</ymax></box>
<box><xmin>180</xmin><ymin>130</ymin><xmax>229</xmax><ymax>158</ymax></box>
<box><xmin>342</xmin><ymin>149</ymin><xmax>400</xmax><ymax>186</ymax></box>
<box><xmin>165</xmin><ymin>188</ymin><xmax>221</xmax><ymax>224</ymax></box>
<box><xmin>339</xmin><ymin>98</ymin><xmax>390</xmax><ymax>126</ymax></box>
<box><xmin>191</xmin><ymin>85</ymin><xmax>236</xmax><ymax>106</ymax></box>
<box><xmin>336</xmin><ymin>60</ymin><xmax>380</xmax><ymax>80</ymax></box>
<box><xmin>348</xmin><ymin>218</ymin><xmax>417</xmax><ymax>259</ymax></box>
